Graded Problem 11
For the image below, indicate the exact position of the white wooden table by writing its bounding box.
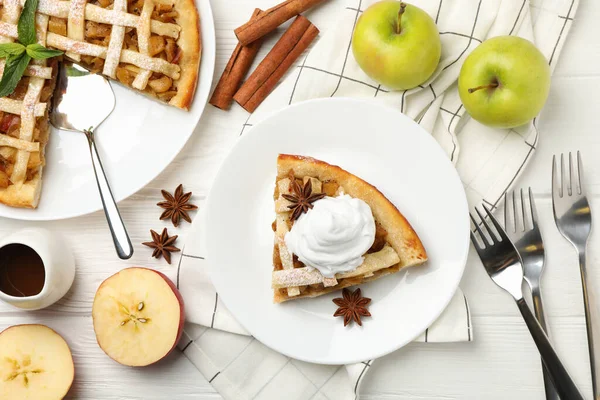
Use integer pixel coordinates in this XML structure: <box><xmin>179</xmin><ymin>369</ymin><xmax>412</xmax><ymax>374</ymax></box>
<box><xmin>1</xmin><ymin>0</ymin><xmax>599</xmax><ymax>398</ymax></box>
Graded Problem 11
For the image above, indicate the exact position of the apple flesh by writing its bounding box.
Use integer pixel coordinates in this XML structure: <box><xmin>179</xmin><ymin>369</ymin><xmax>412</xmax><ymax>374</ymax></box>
<box><xmin>92</xmin><ymin>267</ymin><xmax>185</xmax><ymax>367</ymax></box>
<box><xmin>352</xmin><ymin>1</ymin><xmax>441</xmax><ymax>90</ymax></box>
<box><xmin>0</xmin><ymin>324</ymin><xmax>74</xmax><ymax>400</ymax></box>
<box><xmin>458</xmin><ymin>36</ymin><xmax>551</xmax><ymax>128</ymax></box>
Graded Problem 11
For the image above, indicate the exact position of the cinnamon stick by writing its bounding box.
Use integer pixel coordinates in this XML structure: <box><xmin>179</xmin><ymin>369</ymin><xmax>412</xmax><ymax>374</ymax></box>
<box><xmin>235</xmin><ymin>0</ymin><xmax>326</xmax><ymax>46</ymax></box>
<box><xmin>209</xmin><ymin>9</ymin><xmax>264</xmax><ymax>110</ymax></box>
<box><xmin>234</xmin><ymin>15</ymin><xmax>319</xmax><ymax>113</ymax></box>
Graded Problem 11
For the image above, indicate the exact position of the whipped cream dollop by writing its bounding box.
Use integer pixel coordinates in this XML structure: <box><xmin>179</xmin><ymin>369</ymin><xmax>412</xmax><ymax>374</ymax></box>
<box><xmin>284</xmin><ymin>195</ymin><xmax>376</xmax><ymax>278</ymax></box>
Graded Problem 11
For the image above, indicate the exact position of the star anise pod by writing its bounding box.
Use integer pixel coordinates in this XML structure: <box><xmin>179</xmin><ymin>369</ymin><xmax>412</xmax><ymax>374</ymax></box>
<box><xmin>282</xmin><ymin>178</ymin><xmax>326</xmax><ymax>221</ymax></box>
<box><xmin>142</xmin><ymin>228</ymin><xmax>180</xmax><ymax>264</ymax></box>
<box><xmin>332</xmin><ymin>288</ymin><xmax>372</xmax><ymax>326</ymax></box>
<box><xmin>157</xmin><ymin>184</ymin><xmax>198</xmax><ymax>227</ymax></box>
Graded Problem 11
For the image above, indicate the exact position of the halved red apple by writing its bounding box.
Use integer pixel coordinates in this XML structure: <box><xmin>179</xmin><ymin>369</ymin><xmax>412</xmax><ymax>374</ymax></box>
<box><xmin>92</xmin><ymin>267</ymin><xmax>185</xmax><ymax>367</ymax></box>
<box><xmin>0</xmin><ymin>324</ymin><xmax>74</xmax><ymax>399</ymax></box>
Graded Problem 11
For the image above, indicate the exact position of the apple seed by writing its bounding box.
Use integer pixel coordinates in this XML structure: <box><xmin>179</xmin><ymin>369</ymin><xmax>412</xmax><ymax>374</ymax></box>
<box><xmin>4</xmin><ymin>355</ymin><xmax>45</xmax><ymax>387</ymax></box>
<box><xmin>6</xmin><ymin>372</ymin><xmax>18</xmax><ymax>381</ymax></box>
<box><xmin>138</xmin><ymin>302</ymin><xmax>144</xmax><ymax>311</ymax></box>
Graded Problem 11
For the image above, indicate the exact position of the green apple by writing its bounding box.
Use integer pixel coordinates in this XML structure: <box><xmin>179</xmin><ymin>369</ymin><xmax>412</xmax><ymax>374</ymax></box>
<box><xmin>458</xmin><ymin>36</ymin><xmax>551</xmax><ymax>129</ymax></box>
<box><xmin>352</xmin><ymin>1</ymin><xmax>441</xmax><ymax>90</ymax></box>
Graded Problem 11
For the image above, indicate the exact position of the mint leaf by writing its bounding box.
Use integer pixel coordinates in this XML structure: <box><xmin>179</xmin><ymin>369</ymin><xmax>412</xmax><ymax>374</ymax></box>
<box><xmin>0</xmin><ymin>43</ymin><xmax>25</xmax><ymax>58</ymax></box>
<box><xmin>0</xmin><ymin>53</ymin><xmax>32</xmax><ymax>98</ymax></box>
<box><xmin>18</xmin><ymin>0</ymin><xmax>39</xmax><ymax>46</ymax></box>
<box><xmin>26</xmin><ymin>43</ymin><xmax>62</xmax><ymax>60</ymax></box>
<box><xmin>66</xmin><ymin>65</ymin><xmax>89</xmax><ymax>77</ymax></box>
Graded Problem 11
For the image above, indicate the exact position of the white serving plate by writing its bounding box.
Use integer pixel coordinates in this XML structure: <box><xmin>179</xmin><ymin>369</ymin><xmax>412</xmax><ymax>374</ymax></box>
<box><xmin>0</xmin><ymin>0</ymin><xmax>215</xmax><ymax>220</ymax></box>
<box><xmin>206</xmin><ymin>98</ymin><xmax>470</xmax><ymax>365</ymax></box>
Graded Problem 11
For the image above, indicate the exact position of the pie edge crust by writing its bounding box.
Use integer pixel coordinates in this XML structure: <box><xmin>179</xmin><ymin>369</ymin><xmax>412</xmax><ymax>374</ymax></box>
<box><xmin>0</xmin><ymin>175</ymin><xmax>42</xmax><ymax>208</ymax></box>
<box><xmin>0</xmin><ymin>59</ymin><xmax>58</xmax><ymax>209</ymax></box>
<box><xmin>169</xmin><ymin>0</ymin><xmax>201</xmax><ymax>110</ymax></box>
<box><xmin>273</xmin><ymin>154</ymin><xmax>428</xmax><ymax>303</ymax></box>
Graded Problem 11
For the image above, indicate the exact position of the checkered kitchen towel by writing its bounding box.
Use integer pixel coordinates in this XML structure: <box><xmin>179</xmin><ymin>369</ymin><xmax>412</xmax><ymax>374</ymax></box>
<box><xmin>178</xmin><ymin>210</ymin><xmax>472</xmax><ymax>399</ymax></box>
<box><xmin>177</xmin><ymin>0</ymin><xmax>578</xmax><ymax>398</ymax></box>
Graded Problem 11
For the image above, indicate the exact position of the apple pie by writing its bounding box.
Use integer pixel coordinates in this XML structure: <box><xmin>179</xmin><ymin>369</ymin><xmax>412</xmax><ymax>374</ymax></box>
<box><xmin>0</xmin><ymin>59</ymin><xmax>58</xmax><ymax>208</ymax></box>
<box><xmin>0</xmin><ymin>0</ymin><xmax>201</xmax><ymax>208</ymax></box>
<box><xmin>272</xmin><ymin>154</ymin><xmax>427</xmax><ymax>303</ymax></box>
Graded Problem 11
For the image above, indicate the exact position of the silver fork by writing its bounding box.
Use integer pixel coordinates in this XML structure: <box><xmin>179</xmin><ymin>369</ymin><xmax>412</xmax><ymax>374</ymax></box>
<box><xmin>552</xmin><ymin>151</ymin><xmax>598</xmax><ymax>399</ymax></box>
<box><xmin>470</xmin><ymin>205</ymin><xmax>583</xmax><ymax>400</ymax></box>
<box><xmin>505</xmin><ymin>189</ymin><xmax>559</xmax><ymax>400</ymax></box>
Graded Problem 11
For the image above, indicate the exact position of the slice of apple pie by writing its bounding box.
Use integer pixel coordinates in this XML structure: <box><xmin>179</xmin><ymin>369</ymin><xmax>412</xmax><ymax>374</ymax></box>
<box><xmin>0</xmin><ymin>60</ymin><xmax>58</xmax><ymax>208</ymax></box>
<box><xmin>272</xmin><ymin>154</ymin><xmax>427</xmax><ymax>303</ymax></box>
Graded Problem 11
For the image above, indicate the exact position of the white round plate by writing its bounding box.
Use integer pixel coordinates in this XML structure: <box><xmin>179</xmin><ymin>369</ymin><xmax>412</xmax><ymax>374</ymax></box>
<box><xmin>207</xmin><ymin>98</ymin><xmax>470</xmax><ymax>365</ymax></box>
<box><xmin>0</xmin><ymin>0</ymin><xmax>215</xmax><ymax>221</ymax></box>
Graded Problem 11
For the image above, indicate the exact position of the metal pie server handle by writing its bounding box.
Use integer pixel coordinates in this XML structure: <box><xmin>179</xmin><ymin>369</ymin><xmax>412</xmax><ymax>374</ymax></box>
<box><xmin>517</xmin><ymin>298</ymin><xmax>584</xmax><ymax>400</ymax></box>
<box><xmin>85</xmin><ymin>128</ymin><xmax>133</xmax><ymax>259</ymax></box>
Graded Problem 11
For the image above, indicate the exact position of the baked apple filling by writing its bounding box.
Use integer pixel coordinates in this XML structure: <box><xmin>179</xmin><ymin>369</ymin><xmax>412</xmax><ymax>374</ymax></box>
<box><xmin>46</xmin><ymin>0</ymin><xmax>182</xmax><ymax>103</ymax></box>
<box><xmin>0</xmin><ymin>67</ymin><xmax>57</xmax><ymax>189</ymax></box>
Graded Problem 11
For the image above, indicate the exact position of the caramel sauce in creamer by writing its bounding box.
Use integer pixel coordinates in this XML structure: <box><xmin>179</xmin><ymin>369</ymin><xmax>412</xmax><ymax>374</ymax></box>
<box><xmin>0</xmin><ymin>244</ymin><xmax>45</xmax><ymax>297</ymax></box>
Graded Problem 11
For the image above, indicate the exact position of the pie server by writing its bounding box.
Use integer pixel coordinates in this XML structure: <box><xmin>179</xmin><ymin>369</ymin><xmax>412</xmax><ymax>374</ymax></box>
<box><xmin>50</xmin><ymin>62</ymin><xmax>133</xmax><ymax>260</ymax></box>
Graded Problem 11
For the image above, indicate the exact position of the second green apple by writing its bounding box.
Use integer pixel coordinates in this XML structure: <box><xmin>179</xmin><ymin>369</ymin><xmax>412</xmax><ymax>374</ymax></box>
<box><xmin>458</xmin><ymin>36</ymin><xmax>551</xmax><ymax>129</ymax></box>
<box><xmin>352</xmin><ymin>1</ymin><xmax>441</xmax><ymax>90</ymax></box>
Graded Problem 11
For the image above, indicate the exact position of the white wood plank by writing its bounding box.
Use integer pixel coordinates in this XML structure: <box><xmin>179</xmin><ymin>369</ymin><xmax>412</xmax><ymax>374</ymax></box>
<box><xmin>360</xmin><ymin>315</ymin><xmax>593</xmax><ymax>400</ymax></box>
<box><xmin>552</xmin><ymin>0</ymin><xmax>600</xmax><ymax>77</ymax></box>
<box><xmin>0</xmin><ymin>0</ymin><xmax>597</xmax><ymax>398</ymax></box>
<box><xmin>518</xmin><ymin>76</ymin><xmax>600</xmax><ymax>194</ymax></box>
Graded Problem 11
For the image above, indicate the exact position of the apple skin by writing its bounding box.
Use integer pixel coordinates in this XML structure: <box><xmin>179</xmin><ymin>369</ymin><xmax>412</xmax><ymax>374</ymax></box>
<box><xmin>352</xmin><ymin>1</ymin><xmax>441</xmax><ymax>90</ymax></box>
<box><xmin>92</xmin><ymin>267</ymin><xmax>185</xmax><ymax>367</ymax></box>
<box><xmin>458</xmin><ymin>36</ymin><xmax>551</xmax><ymax>128</ymax></box>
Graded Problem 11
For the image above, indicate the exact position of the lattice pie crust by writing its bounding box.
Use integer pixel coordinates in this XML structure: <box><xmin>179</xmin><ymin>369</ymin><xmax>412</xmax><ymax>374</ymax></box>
<box><xmin>0</xmin><ymin>0</ymin><xmax>201</xmax><ymax>208</ymax></box>
<box><xmin>272</xmin><ymin>154</ymin><xmax>428</xmax><ymax>303</ymax></box>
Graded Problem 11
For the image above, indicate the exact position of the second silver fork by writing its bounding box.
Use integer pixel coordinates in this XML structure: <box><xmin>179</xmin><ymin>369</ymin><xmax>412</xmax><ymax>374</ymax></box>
<box><xmin>505</xmin><ymin>188</ymin><xmax>559</xmax><ymax>400</ymax></box>
<box><xmin>552</xmin><ymin>151</ymin><xmax>598</xmax><ymax>399</ymax></box>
